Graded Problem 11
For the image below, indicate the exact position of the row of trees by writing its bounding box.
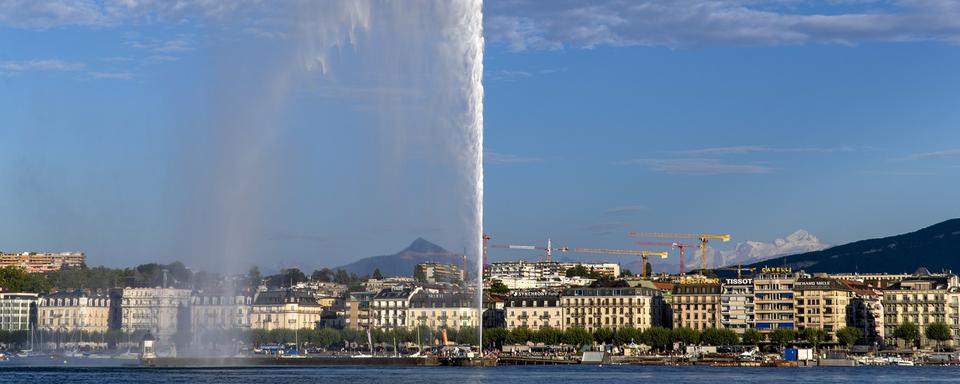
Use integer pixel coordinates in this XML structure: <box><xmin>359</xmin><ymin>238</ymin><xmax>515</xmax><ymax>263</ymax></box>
<box><xmin>891</xmin><ymin>321</ymin><xmax>952</xmax><ymax>350</ymax></box>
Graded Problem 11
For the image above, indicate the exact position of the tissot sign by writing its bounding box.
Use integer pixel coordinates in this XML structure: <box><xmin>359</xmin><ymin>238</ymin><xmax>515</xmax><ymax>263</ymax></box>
<box><xmin>724</xmin><ymin>278</ymin><xmax>753</xmax><ymax>285</ymax></box>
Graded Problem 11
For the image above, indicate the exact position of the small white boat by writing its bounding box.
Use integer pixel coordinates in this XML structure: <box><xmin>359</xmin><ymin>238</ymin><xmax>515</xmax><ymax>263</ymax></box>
<box><xmin>896</xmin><ymin>360</ymin><xmax>915</xmax><ymax>366</ymax></box>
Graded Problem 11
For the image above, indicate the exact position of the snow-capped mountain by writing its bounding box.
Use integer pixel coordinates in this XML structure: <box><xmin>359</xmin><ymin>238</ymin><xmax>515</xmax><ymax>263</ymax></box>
<box><xmin>712</xmin><ymin>230</ymin><xmax>831</xmax><ymax>268</ymax></box>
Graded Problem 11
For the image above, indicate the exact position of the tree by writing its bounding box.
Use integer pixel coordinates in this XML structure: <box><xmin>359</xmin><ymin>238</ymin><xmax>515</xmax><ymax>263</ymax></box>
<box><xmin>371</xmin><ymin>268</ymin><xmax>384</xmax><ymax>280</ymax></box>
<box><xmin>769</xmin><ymin>328</ymin><xmax>797</xmax><ymax>351</ymax></box>
<box><xmin>741</xmin><ymin>328</ymin><xmax>762</xmax><ymax>347</ymax></box>
<box><xmin>701</xmin><ymin>328</ymin><xmax>739</xmax><ymax>346</ymax></box>
<box><xmin>642</xmin><ymin>327</ymin><xmax>673</xmax><ymax>351</ymax></box>
<box><xmin>893</xmin><ymin>322</ymin><xmax>920</xmax><ymax>349</ymax></box>
<box><xmin>0</xmin><ymin>266</ymin><xmax>52</xmax><ymax>293</ymax></box>
<box><xmin>593</xmin><ymin>328</ymin><xmax>615</xmax><ymax>344</ymax></box>
<box><xmin>311</xmin><ymin>268</ymin><xmax>333</xmax><ymax>282</ymax></box>
<box><xmin>614</xmin><ymin>327</ymin><xmax>642</xmax><ymax>346</ymax></box>
<box><xmin>506</xmin><ymin>327</ymin><xmax>531</xmax><ymax>345</ymax></box>
<box><xmin>620</xmin><ymin>269</ymin><xmax>633</xmax><ymax>277</ymax></box>
<box><xmin>671</xmin><ymin>327</ymin><xmax>700</xmax><ymax>346</ymax></box>
<box><xmin>836</xmin><ymin>327</ymin><xmax>863</xmax><ymax>348</ymax></box>
<box><xmin>488</xmin><ymin>280</ymin><xmax>510</xmax><ymax>295</ymax></box>
<box><xmin>532</xmin><ymin>327</ymin><xmax>562</xmax><ymax>345</ymax></box>
<box><xmin>562</xmin><ymin>327</ymin><xmax>594</xmax><ymax>348</ymax></box>
<box><xmin>802</xmin><ymin>328</ymin><xmax>828</xmax><ymax>352</ymax></box>
<box><xmin>925</xmin><ymin>322</ymin><xmax>952</xmax><ymax>351</ymax></box>
<box><xmin>483</xmin><ymin>327</ymin><xmax>508</xmax><ymax>348</ymax></box>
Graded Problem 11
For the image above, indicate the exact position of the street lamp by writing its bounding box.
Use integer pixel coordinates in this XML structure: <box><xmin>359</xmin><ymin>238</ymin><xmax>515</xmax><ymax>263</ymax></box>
<box><xmin>288</xmin><ymin>319</ymin><xmax>298</xmax><ymax>353</ymax></box>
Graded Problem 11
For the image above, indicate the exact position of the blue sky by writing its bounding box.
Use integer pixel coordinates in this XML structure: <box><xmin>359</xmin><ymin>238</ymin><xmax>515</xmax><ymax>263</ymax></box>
<box><xmin>1</xmin><ymin>1</ymin><xmax>959</xmax><ymax>272</ymax></box>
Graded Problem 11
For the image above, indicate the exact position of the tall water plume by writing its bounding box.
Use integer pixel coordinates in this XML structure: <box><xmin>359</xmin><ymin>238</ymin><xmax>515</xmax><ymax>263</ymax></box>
<box><xmin>178</xmin><ymin>0</ymin><xmax>485</xmax><ymax>349</ymax></box>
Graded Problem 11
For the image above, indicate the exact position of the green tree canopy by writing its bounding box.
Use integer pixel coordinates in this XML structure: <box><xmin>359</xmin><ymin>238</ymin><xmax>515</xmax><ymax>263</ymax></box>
<box><xmin>769</xmin><ymin>328</ymin><xmax>797</xmax><ymax>350</ymax></box>
<box><xmin>0</xmin><ymin>267</ymin><xmax>52</xmax><ymax>293</ymax></box>
<box><xmin>836</xmin><ymin>327</ymin><xmax>863</xmax><ymax>347</ymax></box>
<box><xmin>562</xmin><ymin>327</ymin><xmax>594</xmax><ymax>347</ymax></box>
<box><xmin>741</xmin><ymin>328</ymin><xmax>763</xmax><ymax>346</ymax></box>
<box><xmin>925</xmin><ymin>322</ymin><xmax>951</xmax><ymax>351</ymax></box>
<box><xmin>488</xmin><ymin>280</ymin><xmax>510</xmax><ymax>295</ymax></box>
<box><xmin>801</xmin><ymin>328</ymin><xmax>828</xmax><ymax>351</ymax></box>
<box><xmin>701</xmin><ymin>328</ymin><xmax>739</xmax><ymax>346</ymax></box>
<box><xmin>642</xmin><ymin>327</ymin><xmax>673</xmax><ymax>351</ymax></box>
<box><xmin>893</xmin><ymin>322</ymin><xmax>919</xmax><ymax>349</ymax></box>
<box><xmin>671</xmin><ymin>327</ymin><xmax>700</xmax><ymax>346</ymax></box>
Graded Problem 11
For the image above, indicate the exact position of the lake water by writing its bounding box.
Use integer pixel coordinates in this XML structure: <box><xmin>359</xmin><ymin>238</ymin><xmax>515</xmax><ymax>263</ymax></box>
<box><xmin>2</xmin><ymin>364</ymin><xmax>960</xmax><ymax>384</ymax></box>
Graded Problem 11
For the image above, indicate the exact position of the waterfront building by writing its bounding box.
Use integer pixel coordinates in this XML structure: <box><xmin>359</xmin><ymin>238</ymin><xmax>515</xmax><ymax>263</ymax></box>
<box><xmin>0</xmin><ymin>292</ymin><xmax>38</xmax><ymax>331</ymax></box>
<box><xmin>720</xmin><ymin>278</ymin><xmax>755</xmax><ymax>334</ymax></box>
<box><xmin>364</xmin><ymin>277</ymin><xmax>416</xmax><ymax>293</ymax></box>
<box><xmin>190</xmin><ymin>292</ymin><xmax>253</xmax><ymax>335</ymax></box>
<box><xmin>485</xmin><ymin>261</ymin><xmax>605</xmax><ymax>290</ymax></box>
<box><xmin>753</xmin><ymin>269</ymin><xmax>799</xmax><ymax>333</ymax></box>
<box><xmin>38</xmin><ymin>290</ymin><xmax>111</xmax><ymax>334</ymax></box>
<box><xmin>882</xmin><ymin>270</ymin><xmax>960</xmax><ymax>347</ymax></box>
<box><xmin>829</xmin><ymin>273</ymin><xmax>911</xmax><ymax>289</ymax></box>
<box><xmin>121</xmin><ymin>287</ymin><xmax>192</xmax><ymax>344</ymax></box>
<box><xmin>370</xmin><ymin>286</ymin><xmax>422</xmax><ymax>330</ymax></box>
<box><xmin>251</xmin><ymin>289</ymin><xmax>325</xmax><ymax>331</ymax></box>
<box><xmin>344</xmin><ymin>292</ymin><xmax>375</xmax><ymax>330</ymax></box>
<box><xmin>672</xmin><ymin>280</ymin><xmax>721</xmax><ymax>331</ymax></box>
<box><xmin>408</xmin><ymin>291</ymin><xmax>479</xmax><ymax>330</ymax></box>
<box><xmin>504</xmin><ymin>292</ymin><xmax>562</xmax><ymax>330</ymax></box>
<box><xmin>561</xmin><ymin>287</ymin><xmax>662</xmax><ymax>331</ymax></box>
<box><xmin>0</xmin><ymin>252</ymin><xmax>85</xmax><ymax>273</ymax></box>
<box><xmin>844</xmin><ymin>280</ymin><xmax>885</xmax><ymax>344</ymax></box>
<box><xmin>793</xmin><ymin>277</ymin><xmax>854</xmax><ymax>339</ymax></box>
<box><xmin>415</xmin><ymin>262</ymin><xmax>465</xmax><ymax>284</ymax></box>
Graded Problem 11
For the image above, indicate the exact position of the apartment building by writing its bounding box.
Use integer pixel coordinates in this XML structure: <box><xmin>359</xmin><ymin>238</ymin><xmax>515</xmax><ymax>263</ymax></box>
<box><xmin>190</xmin><ymin>292</ymin><xmax>253</xmax><ymax>334</ymax></box>
<box><xmin>504</xmin><ymin>292</ymin><xmax>562</xmax><ymax>330</ymax></box>
<box><xmin>672</xmin><ymin>282</ymin><xmax>722</xmax><ymax>330</ymax></box>
<box><xmin>753</xmin><ymin>269</ymin><xmax>799</xmax><ymax>333</ymax></box>
<box><xmin>561</xmin><ymin>287</ymin><xmax>662</xmax><ymax>331</ymax></box>
<box><xmin>345</xmin><ymin>292</ymin><xmax>375</xmax><ymax>330</ymax></box>
<box><xmin>882</xmin><ymin>272</ymin><xmax>960</xmax><ymax>347</ymax></box>
<box><xmin>121</xmin><ymin>287</ymin><xmax>192</xmax><ymax>344</ymax></box>
<box><xmin>721</xmin><ymin>278</ymin><xmax>754</xmax><ymax>334</ymax></box>
<box><xmin>370</xmin><ymin>286</ymin><xmax>421</xmax><ymax>330</ymax></box>
<box><xmin>38</xmin><ymin>290</ymin><xmax>112</xmax><ymax>334</ymax></box>
<box><xmin>0</xmin><ymin>252</ymin><xmax>85</xmax><ymax>273</ymax></box>
<box><xmin>251</xmin><ymin>289</ymin><xmax>325</xmax><ymax>331</ymax></box>
<box><xmin>0</xmin><ymin>292</ymin><xmax>37</xmax><ymax>331</ymax></box>
<box><xmin>415</xmin><ymin>262</ymin><xmax>465</xmax><ymax>284</ymax></box>
<box><xmin>408</xmin><ymin>291</ymin><xmax>479</xmax><ymax>330</ymax></box>
<box><xmin>793</xmin><ymin>277</ymin><xmax>854</xmax><ymax>339</ymax></box>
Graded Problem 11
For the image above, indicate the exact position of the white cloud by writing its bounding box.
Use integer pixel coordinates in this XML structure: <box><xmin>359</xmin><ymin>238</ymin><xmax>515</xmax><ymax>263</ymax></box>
<box><xmin>485</xmin><ymin>0</ymin><xmax>960</xmax><ymax>50</ymax></box>
<box><xmin>88</xmin><ymin>71</ymin><xmax>133</xmax><ymax>80</ymax></box>
<box><xmin>484</xmin><ymin>151</ymin><xmax>544</xmax><ymax>164</ymax></box>
<box><xmin>603</xmin><ymin>205</ymin><xmax>647</xmax><ymax>216</ymax></box>
<box><xmin>619</xmin><ymin>158</ymin><xmax>773</xmax><ymax>174</ymax></box>
<box><xmin>0</xmin><ymin>59</ymin><xmax>84</xmax><ymax>72</ymax></box>
<box><xmin>675</xmin><ymin>145</ymin><xmax>862</xmax><ymax>156</ymax></box>
<box><xmin>896</xmin><ymin>148</ymin><xmax>960</xmax><ymax>160</ymax></box>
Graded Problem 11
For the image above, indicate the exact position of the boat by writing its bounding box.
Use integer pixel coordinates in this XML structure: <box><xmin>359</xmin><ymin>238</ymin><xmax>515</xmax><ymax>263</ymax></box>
<box><xmin>896</xmin><ymin>360</ymin><xmax>916</xmax><ymax>366</ymax></box>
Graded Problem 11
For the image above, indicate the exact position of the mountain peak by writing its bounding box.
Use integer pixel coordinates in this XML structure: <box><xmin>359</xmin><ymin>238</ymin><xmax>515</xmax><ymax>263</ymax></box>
<box><xmin>402</xmin><ymin>237</ymin><xmax>449</xmax><ymax>254</ymax></box>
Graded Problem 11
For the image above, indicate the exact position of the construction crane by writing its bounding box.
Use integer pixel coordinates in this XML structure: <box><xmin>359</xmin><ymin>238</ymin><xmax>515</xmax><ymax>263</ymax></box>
<box><xmin>571</xmin><ymin>248</ymin><xmax>668</xmax><ymax>278</ymax></box>
<box><xmin>716</xmin><ymin>265</ymin><xmax>756</xmax><ymax>278</ymax></box>
<box><xmin>628</xmin><ymin>232</ymin><xmax>731</xmax><ymax>272</ymax></box>
<box><xmin>492</xmin><ymin>239</ymin><xmax>569</xmax><ymax>262</ymax></box>
<box><xmin>482</xmin><ymin>233</ymin><xmax>491</xmax><ymax>266</ymax></box>
<box><xmin>633</xmin><ymin>241</ymin><xmax>702</xmax><ymax>276</ymax></box>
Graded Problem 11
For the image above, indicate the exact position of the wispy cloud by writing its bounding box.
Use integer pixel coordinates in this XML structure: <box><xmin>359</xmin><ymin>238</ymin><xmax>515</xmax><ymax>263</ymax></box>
<box><xmin>675</xmin><ymin>145</ymin><xmax>862</xmax><ymax>156</ymax></box>
<box><xmin>580</xmin><ymin>222</ymin><xmax>628</xmax><ymax>236</ymax></box>
<box><xmin>485</xmin><ymin>151</ymin><xmax>544</xmax><ymax>164</ymax></box>
<box><xmin>603</xmin><ymin>205</ymin><xmax>647</xmax><ymax>216</ymax></box>
<box><xmin>485</xmin><ymin>0</ymin><xmax>960</xmax><ymax>51</ymax></box>
<box><xmin>862</xmin><ymin>170</ymin><xmax>935</xmax><ymax>176</ymax></box>
<box><xmin>619</xmin><ymin>158</ymin><xmax>773</xmax><ymax>175</ymax></box>
<box><xmin>487</xmin><ymin>67</ymin><xmax>567</xmax><ymax>82</ymax></box>
<box><xmin>126</xmin><ymin>33</ymin><xmax>195</xmax><ymax>53</ymax></box>
<box><xmin>88</xmin><ymin>71</ymin><xmax>133</xmax><ymax>80</ymax></box>
<box><xmin>0</xmin><ymin>59</ymin><xmax>84</xmax><ymax>72</ymax></box>
<box><xmin>895</xmin><ymin>149</ymin><xmax>960</xmax><ymax>161</ymax></box>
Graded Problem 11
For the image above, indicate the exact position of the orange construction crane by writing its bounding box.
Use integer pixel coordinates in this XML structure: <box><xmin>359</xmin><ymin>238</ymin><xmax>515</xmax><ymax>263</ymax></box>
<box><xmin>492</xmin><ymin>239</ymin><xmax>569</xmax><ymax>262</ymax></box>
<box><xmin>482</xmin><ymin>233</ymin><xmax>492</xmax><ymax>266</ymax></box>
<box><xmin>628</xmin><ymin>232</ymin><xmax>731</xmax><ymax>272</ymax></box>
<box><xmin>571</xmin><ymin>248</ymin><xmax>668</xmax><ymax>277</ymax></box>
<box><xmin>633</xmin><ymin>241</ymin><xmax>702</xmax><ymax>275</ymax></box>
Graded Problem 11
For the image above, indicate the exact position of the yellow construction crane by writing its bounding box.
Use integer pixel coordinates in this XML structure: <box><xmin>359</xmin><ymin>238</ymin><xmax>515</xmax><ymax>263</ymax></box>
<box><xmin>716</xmin><ymin>265</ymin><xmax>755</xmax><ymax>278</ymax></box>
<box><xmin>627</xmin><ymin>232</ymin><xmax>731</xmax><ymax>271</ymax></box>
<box><xmin>572</xmin><ymin>248</ymin><xmax>668</xmax><ymax>277</ymax></box>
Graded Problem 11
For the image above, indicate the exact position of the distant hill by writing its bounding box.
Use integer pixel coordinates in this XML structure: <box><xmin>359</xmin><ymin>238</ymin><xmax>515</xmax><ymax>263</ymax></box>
<box><xmin>336</xmin><ymin>238</ymin><xmax>464</xmax><ymax>277</ymax></box>
<box><xmin>744</xmin><ymin>219</ymin><xmax>960</xmax><ymax>273</ymax></box>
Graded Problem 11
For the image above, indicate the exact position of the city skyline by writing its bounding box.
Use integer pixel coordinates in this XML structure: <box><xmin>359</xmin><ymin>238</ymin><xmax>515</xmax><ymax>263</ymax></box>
<box><xmin>2</xmin><ymin>1</ymin><xmax>959</xmax><ymax>272</ymax></box>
